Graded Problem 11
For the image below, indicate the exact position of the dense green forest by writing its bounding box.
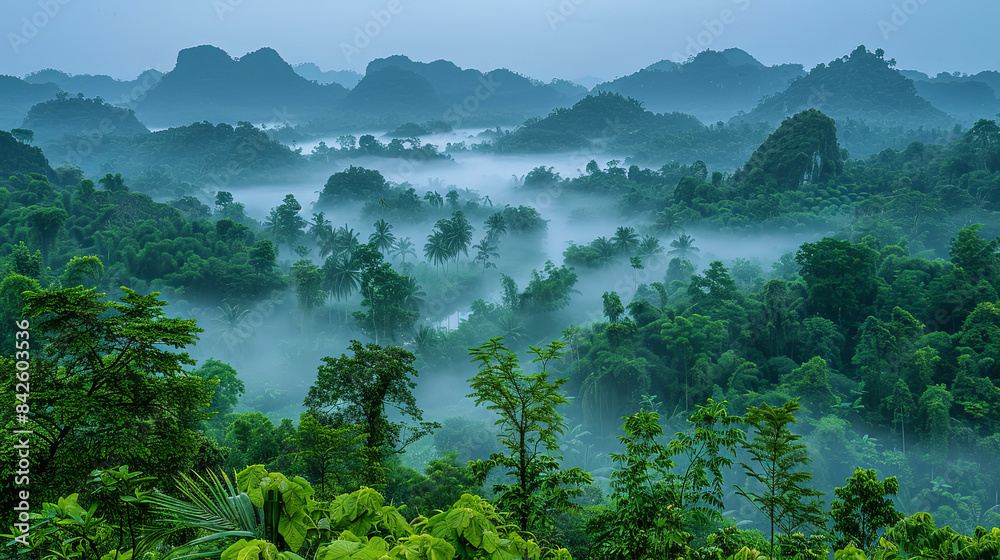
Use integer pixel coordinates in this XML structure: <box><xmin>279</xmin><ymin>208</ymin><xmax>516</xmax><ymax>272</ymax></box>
<box><xmin>5</xmin><ymin>40</ymin><xmax>1000</xmax><ymax>560</ymax></box>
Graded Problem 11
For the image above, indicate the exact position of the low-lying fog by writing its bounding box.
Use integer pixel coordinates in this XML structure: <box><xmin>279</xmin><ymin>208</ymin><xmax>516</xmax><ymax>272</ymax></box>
<box><xmin>199</xmin><ymin>136</ymin><xmax>828</xmax><ymax>444</ymax></box>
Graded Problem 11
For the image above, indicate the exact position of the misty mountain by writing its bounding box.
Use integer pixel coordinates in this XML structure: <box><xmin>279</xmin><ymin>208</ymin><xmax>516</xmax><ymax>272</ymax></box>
<box><xmin>22</xmin><ymin>95</ymin><xmax>150</xmax><ymax>145</ymax></box>
<box><xmin>898</xmin><ymin>70</ymin><xmax>1000</xmax><ymax>122</ymax></box>
<box><xmin>133</xmin><ymin>45</ymin><xmax>348</xmax><ymax>127</ymax></box>
<box><xmin>594</xmin><ymin>48</ymin><xmax>805</xmax><ymax>123</ymax></box>
<box><xmin>492</xmin><ymin>92</ymin><xmax>704</xmax><ymax>153</ymax></box>
<box><xmin>341</xmin><ymin>66</ymin><xmax>447</xmax><ymax>118</ymax></box>
<box><xmin>0</xmin><ymin>75</ymin><xmax>61</xmax><ymax>129</ymax></box>
<box><xmin>363</xmin><ymin>55</ymin><xmax>574</xmax><ymax>115</ymax></box>
<box><xmin>40</xmin><ymin>120</ymin><xmax>304</xmax><ymax>187</ymax></box>
<box><xmin>904</xmin><ymin>69</ymin><xmax>1000</xmax><ymax>99</ymax></box>
<box><xmin>739</xmin><ymin>45</ymin><xmax>951</xmax><ymax>129</ymax></box>
<box><xmin>546</xmin><ymin>79</ymin><xmax>590</xmax><ymax>100</ymax></box>
<box><xmin>912</xmin><ymin>80</ymin><xmax>1000</xmax><ymax>122</ymax></box>
<box><xmin>23</xmin><ymin>68</ymin><xmax>165</xmax><ymax>106</ymax></box>
<box><xmin>292</xmin><ymin>63</ymin><xmax>363</xmax><ymax>88</ymax></box>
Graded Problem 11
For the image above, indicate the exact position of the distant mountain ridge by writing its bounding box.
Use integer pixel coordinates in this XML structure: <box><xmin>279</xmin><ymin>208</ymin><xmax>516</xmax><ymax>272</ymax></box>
<box><xmin>6</xmin><ymin>44</ymin><xmax>997</xmax><ymax>136</ymax></box>
<box><xmin>900</xmin><ymin>69</ymin><xmax>1000</xmax><ymax>123</ymax></box>
<box><xmin>24</xmin><ymin>69</ymin><xmax>164</xmax><ymax>105</ymax></box>
<box><xmin>361</xmin><ymin>55</ymin><xmax>583</xmax><ymax>116</ymax></box>
<box><xmin>595</xmin><ymin>48</ymin><xmax>805</xmax><ymax>123</ymax></box>
<box><xmin>132</xmin><ymin>45</ymin><xmax>348</xmax><ymax>127</ymax></box>
<box><xmin>0</xmin><ymin>75</ymin><xmax>60</xmax><ymax>129</ymax></box>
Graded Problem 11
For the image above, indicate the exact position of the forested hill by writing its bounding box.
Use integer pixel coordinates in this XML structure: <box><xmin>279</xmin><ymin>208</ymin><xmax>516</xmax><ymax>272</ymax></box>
<box><xmin>740</xmin><ymin>45</ymin><xmax>951</xmax><ymax>129</ymax></box>
<box><xmin>489</xmin><ymin>92</ymin><xmax>706</xmax><ymax>154</ymax></box>
<box><xmin>22</xmin><ymin>93</ymin><xmax>151</xmax><ymax>144</ymax></box>
<box><xmin>0</xmin><ymin>129</ymin><xmax>55</xmax><ymax>179</ymax></box>
<box><xmin>595</xmin><ymin>48</ymin><xmax>805</xmax><ymax>123</ymax></box>
<box><xmin>731</xmin><ymin>109</ymin><xmax>843</xmax><ymax>192</ymax></box>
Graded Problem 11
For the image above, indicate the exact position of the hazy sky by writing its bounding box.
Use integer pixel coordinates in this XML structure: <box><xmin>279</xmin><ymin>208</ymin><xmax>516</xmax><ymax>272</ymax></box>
<box><xmin>3</xmin><ymin>0</ymin><xmax>996</xmax><ymax>82</ymax></box>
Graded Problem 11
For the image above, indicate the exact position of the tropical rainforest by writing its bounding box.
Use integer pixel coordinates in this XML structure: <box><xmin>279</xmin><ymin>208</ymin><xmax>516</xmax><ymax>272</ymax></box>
<box><xmin>3</xmin><ymin>42</ymin><xmax>1000</xmax><ymax>560</ymax></box>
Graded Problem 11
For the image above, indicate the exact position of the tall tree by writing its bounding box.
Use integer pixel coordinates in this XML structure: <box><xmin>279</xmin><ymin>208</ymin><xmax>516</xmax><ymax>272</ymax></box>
<box><xmin>795</xmin><ymin>238</ymin><xmax>879</xmax><ymax>328</ymax></box>
<box><xmin>466</xmin><ymin>338</ymin><xmax>593</xmax><ymax>541</ymax></box>
<box><xmin>390</xmin><ymin>236</ymin><xmax>417</xmax><ymax>263</ymax></box>
<box><xmin>669</xmin><ymin>233</ymin><xmax>700</xmax><ymax>262</ymax></box>
<box><xmin>611</xmin><ymin>226</ymin><xmax>639</xmax><ymax>256</ymax></box>
<box><xmin>25</xmin><ymin>206</ymin><xmax>68</xmax><ymax>267</ymax></box>
<box><xmin>735</xmin><ymin>400</ymin><xmax>826</xmax><ymax>557</ymax></box>
<box><xmin>303</xmin><ymin>340</ymin><xmax>438</xmax><ymax>487</ymax></box>
<box><xmin>352</xmin><ymin>244</ymin><xmax>419</xmax><ymax>343</ymax></box>
<box><xmin>472</xmin><ymin>237</ymin><xmax>499</xmax><ymax>274</ymax></box>
<box><xmin>248</xmin><ymin>240</ymin><xmax>277</xmax><ymax>278</ymax></box>
<box><xmin>368</xmin><ymin>219</ymin><xmax>396</xmax><ymax>254</ymax></box>
<box><xmin>265</xmin><ymin>194</ymin><xmax>306</xmax><ymax>255</ymax></box>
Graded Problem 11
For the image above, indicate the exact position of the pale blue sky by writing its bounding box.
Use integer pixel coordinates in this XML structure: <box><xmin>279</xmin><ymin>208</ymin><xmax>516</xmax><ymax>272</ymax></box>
<box><xmin>2</xmin><ymin>0</ymin><xmax>995</xmax><ymax>82</ymax></box>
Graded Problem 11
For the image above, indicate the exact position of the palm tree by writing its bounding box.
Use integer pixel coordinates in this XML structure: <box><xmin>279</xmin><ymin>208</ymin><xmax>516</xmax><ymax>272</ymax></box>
<box><xmin>424</xmin><ymin>231</ymin><xmax>450</xmax><ymax>272</ymax></box>
<box><xmin>637</xmin><ymin>235</ymin><xmax>664</xmax><ymax>258</ymax></box>
<box><xmin>424</xmin><ymin>191</ymin><xmax>443</xmax><ymax>208</ymax></box>
<box><xmin>390</xmin><ymin>237</ymin><xmax>417</xmax><ymax>263</ymax></box>
<box><xmin>399</xmin><ymin>276</ymin><xmax>425</xmax><ymax>311</ymax></box>
<box><xmin>592</xmin><ymin>236</ymin><xmax>617</xmax><ymax>267</ymax></box>
<box><xmin>485</xmin><ymin>212</ymin><xmax>507</xmax><ymax>241</ymax></box>
<box><xmin>473</xmin><ymin>237</ymin><xmax>500</xmax><ymax>274</ymax></box>
<box><xmin>319</xmin><ymin>224</ymin><xmax>360</xmax><ymax>260</ymax></box>
<box><xmin>369</xmin><ymin>219</ymin><xmax>396</xmax><ymax>254</ymax></box>
<box><xmin>611</xmin><ymin>226</ymin><xmax>639</xmax><ymax>256</ymax></box>
<box><xmin>412</xmin><ymin>324</ymin><xmax>438</xmax><ymax>354</ymax></box>
<box><xmin>669</xmin><ymin>233</ymin><xmax>700</xmax><ymax>262</ymax></box>
<box><xmin>323</xmin><ymin>253</ymin><xmax>360</xmax><ymax>302</ymax></box>
<box><xmin>137</xmin><ymin>471</ymin><xmax>260</xmax><ymax>558</ymax></box>
<box><xmin>214</xmin><ymin>302</ymin><xmax>253</xmax><ymax>355</ymax></box>
<box><xmin>445</xmin><ymin>211</ymin><xmax>474</xmax><ymax>261</ymax></box>
<box><xmin>308</xmin><ymin>212</ymin><xmax>333</xmax><ymax>243</ymax></box>
<box><xmin>654</xmin><ymin>208</ymin><xmax>684</xmax><ymax>237</ymax></box>
<box><xmin>498</xmin><ymin>310</ymin><xmax>527</xmax><ymax>344</ymax></box>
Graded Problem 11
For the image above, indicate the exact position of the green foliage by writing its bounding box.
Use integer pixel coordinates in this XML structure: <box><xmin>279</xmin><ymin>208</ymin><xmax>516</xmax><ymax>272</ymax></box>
<box><xmin>351</xmin><ymin>244</ymin><xmax>421</xmax><ymax>343</ymax></box>
<box><xmin>191</xmin><ymin>359</ymin><xmax>246</xmax><ymax>427</ymax></box>
<box><xmin>304</xmin><ymin>340</ymin><xmax>438</xmax><ymax>487</ymax></box>
<box><xmin>588</xmin><ymin>399</ymin><xmax>744</xmax><ymax>560</ymax></box>
<box><xmin>795</xmin><ymin>238</ymin><xmax>880</xmax><ymax>329</ymax></box>
<box><xmin>830</xmin><ymin>468</ymin><xmax>903</xmax><ymax>550</ymax></box>
<box><xmin>1</xmin><ymin>286</ymin><xmax>214</xmax><ymax>526</ymax></box>
<box><xmin>873</xmin><ymin>511</ymin><xmax>1000</xmax><ymax>559</ymax></box>
<box><xmin>319</xmin><ymin>166</ymin><xmax>388</xmax><ymax>205</ymax></box>
<box><xmin>467</xmin><ymin>337</ymin><xmax>593</xmax><ymax>541</ymax></box>
<box><xmin>784</xmin><ymin>357</ymin><xmax>837</xmax><ymax>412</ymax></box>
<box><xmin>587</xmin><ymin>408</ymin><xmax>692</xmax><ymax>559</ymax></box>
